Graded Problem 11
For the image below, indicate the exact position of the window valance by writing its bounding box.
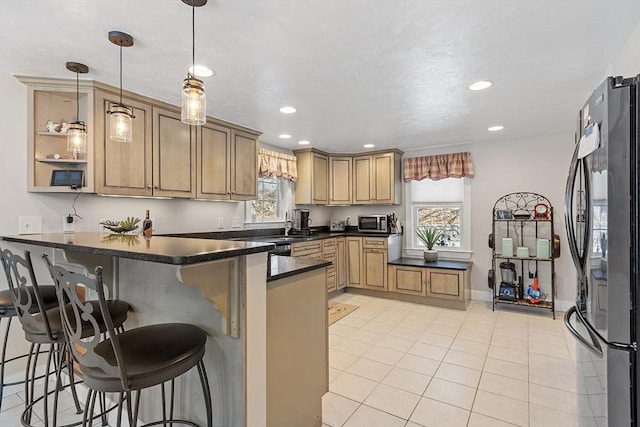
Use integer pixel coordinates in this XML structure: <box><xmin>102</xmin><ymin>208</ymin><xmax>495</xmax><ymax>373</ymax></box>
<box><xmin>403</xmin><ymin>152</ymin><xmax>474</xmax><ymax>182</ymax></box>
<box><xmin>258</xmin><ymin>148</ymin><xmax>297</xmax><ymax>182</ymax></box>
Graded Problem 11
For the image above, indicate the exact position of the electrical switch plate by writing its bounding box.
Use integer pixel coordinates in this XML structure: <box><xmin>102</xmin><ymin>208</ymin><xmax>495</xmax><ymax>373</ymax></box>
<box><xmin>62</xmin><ymin>216</ymin><xmax>75</xmax><ymax>233</ymax></box>
<box><xmin>232</xmin><ymin>217</ymin><xmax>242</xmax><ymax>228</ymax></box>
<box><xmin>18</xmin><ymin>216</ymin><xmax>42</xmax><ymax>235</ymax></box>
<box><xmin>218</xmin><ymin>217</ymin><xmax>224</xmax><ymax>229</ymax></box>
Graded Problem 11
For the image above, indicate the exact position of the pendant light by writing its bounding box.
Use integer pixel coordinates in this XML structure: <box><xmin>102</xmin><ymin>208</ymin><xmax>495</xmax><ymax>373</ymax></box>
<box><xmin>107</xmin><ymin>31</ymin><xmax>135</xmax><ymax>142</ymax></box>
<box><xmin>181</xmin><ymin>0</ymin><xmax>207</xmax><ymax>125</ymax></box>
<box><xmin>66</xmin><ymin>62</ymin><xmax>89</xmax><ymax>157</ymax></box>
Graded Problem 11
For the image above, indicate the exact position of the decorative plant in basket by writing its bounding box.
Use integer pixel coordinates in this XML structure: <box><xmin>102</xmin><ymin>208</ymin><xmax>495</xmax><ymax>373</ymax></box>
<box><xmin>100</xmin><ymin>217</ymin><xmax>141</xmax><ymax>234</ymax></box>
<box><xmin>416</xmin><ymin>226</ymin><xmax>442</xmax><ymax>262</ymax></box>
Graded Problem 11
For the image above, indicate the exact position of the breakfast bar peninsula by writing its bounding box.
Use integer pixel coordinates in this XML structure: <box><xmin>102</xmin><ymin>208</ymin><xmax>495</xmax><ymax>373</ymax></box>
<box><xmin>0</xmin><ymin>232</ymin><xmax>329</xmax><ymax>427</ymax></box>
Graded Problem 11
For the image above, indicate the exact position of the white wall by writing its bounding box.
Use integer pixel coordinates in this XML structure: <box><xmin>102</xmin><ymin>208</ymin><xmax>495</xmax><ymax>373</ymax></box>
<box><xmin>611</xmin><ymin>19</ymin><xmax>640</xmax><ymax>77</ymax></box>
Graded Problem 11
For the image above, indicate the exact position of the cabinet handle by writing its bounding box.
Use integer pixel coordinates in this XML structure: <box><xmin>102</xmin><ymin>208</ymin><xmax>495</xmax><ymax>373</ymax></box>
<box><xmin>154</xmin><ymin>185</ymin><xmax>159</xmax><ymax>190</ymax></box>
<box><xmin>147</xmin><ymin>185</ymin><xmax>153</xmax><ymax>189</ymax></box>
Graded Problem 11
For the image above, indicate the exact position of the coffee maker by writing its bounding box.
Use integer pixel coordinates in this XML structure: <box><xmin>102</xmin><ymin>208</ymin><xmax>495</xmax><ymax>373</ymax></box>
<box><xmin>292</xmin><ymin>209</ymin><xmax>312</xmax><ymax>232</ymax></box>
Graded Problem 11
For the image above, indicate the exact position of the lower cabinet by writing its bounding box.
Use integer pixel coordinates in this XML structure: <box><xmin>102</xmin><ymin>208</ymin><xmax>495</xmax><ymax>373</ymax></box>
<box><xmin>389</xmin><ymin>265</ymin><xmax>426</xmax><ymax>296</ymax></box>
<box><xmin>362</xmin><ymin>248</ymin><xmax>387</xmax><ymax>290</ymax></box>
<box><xmin>336</xmin><ymin>238</ymin><xmax>346</xmax><ymax>290</ymax></box>
<box><xmin>323</xmin><ymin>239</ymin><xmax>337</xmax><ymax>293</ymax></box>
<box><xmin>346</xmin><ymin>237</ymin><xmax>363</xmax><ymax>288</ymax></box>
<box><xmin>387</xmin><ymin>264</ymin><xmax>471</xmax><ymax>310</ymax></box>
<box><xmin>426</xmin><ymin>269</ymin><xmax>464</xmax><ymax>301</ymax></box>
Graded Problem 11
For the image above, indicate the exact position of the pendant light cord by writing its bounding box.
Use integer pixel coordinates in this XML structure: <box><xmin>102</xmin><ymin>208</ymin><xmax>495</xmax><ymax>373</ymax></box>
<box><xmin>75</xmin><ymin>71</ymin><xmax>80</xmax><ymax>121</ymax></box>
<box><xmin>191</xmin><ymin>2</ymin><xmax>195</xmax><ymax>77</ymax></box>
<box><xmin>119</xmin><ymin>45</ymin><xmax>123</xmax><ymax>104</ymax></box>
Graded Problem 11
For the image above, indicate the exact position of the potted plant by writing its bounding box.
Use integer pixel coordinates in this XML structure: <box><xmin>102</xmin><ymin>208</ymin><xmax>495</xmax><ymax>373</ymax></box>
<box><xmin>416</xmin><ymin>226</ymin><xmax>442</xmax><ymax>262</ymax></box>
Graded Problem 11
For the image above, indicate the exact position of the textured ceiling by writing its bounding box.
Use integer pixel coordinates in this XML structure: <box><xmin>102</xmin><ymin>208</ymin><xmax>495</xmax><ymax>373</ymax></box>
<box><xmin>2</xmin><ymin>1</ymin><xmax>639</xmax><ymax>153</ymax></box>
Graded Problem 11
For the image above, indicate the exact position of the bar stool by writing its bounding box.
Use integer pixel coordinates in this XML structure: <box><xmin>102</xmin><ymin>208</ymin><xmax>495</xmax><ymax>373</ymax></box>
<box><xmin>0</xmin><ymin>286</ymin><xmax>58</xmax><ymax>410</ymax></box>
<box><xmin>0</xmin><ymin>248</ymin><xmax>130</xmax><ymax>427</ymax></box>
<box><xmin>43</xmin><ymin>256</ymin><xmax>213</xmax><ymax>427</ymax></box>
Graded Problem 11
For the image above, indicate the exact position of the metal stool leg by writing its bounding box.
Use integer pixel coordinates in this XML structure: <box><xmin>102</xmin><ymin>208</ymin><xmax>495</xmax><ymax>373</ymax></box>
<box><xmin>197</xmin><ymin>360</ymin><xmax>213</xmax><ymax>427</ymax></box>
<box><xmin>0</xmin><ymin>316</ymin><xmax>12</xmax><ymax>410</ymax></box>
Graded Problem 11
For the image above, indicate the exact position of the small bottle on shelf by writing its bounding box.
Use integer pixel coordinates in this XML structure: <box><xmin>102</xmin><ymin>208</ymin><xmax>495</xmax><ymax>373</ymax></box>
<box><xmin>142</xmin><ymin>209</ymin><xmax>153</xmax><ymax>238</ymax></box>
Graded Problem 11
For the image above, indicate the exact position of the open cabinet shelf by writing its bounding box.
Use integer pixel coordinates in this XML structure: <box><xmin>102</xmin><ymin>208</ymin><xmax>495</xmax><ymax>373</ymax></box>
<box><xmin>490</xmin><ymin>192</ymin><xmax>556</xmax><ymax>318</ymax></box>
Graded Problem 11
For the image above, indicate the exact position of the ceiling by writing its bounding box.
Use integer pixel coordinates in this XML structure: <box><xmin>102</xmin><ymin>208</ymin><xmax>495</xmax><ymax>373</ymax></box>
<box><xmin>2</xmin><ymin>1</ymin><xmax>639</xmax><ymax>153</ymax></box>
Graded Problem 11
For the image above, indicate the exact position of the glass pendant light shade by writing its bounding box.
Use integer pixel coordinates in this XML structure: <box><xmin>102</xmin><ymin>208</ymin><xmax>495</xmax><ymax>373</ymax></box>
<box><xmin>65</xmin><ymin>61</ymin><xmax>89</xmax><ymax>157</ymax></box>
<box><xmin>108</xmin><ymin>104</ymin><xmax>134</xmax><ymax>142</ymax></box>
<box><xmin>108</xmin><ymin>31</ymin><xmax>135</xmax><ymax>142</ymax></box>
<box><xmin>181</xmin><ymin>77</ymin><xmax>206</xmax><ymax>125</ymax></box>
<box><xmin>67</xmin><ymin>122</ymin><xmax>87</xmax><ymax>153</ymax></box>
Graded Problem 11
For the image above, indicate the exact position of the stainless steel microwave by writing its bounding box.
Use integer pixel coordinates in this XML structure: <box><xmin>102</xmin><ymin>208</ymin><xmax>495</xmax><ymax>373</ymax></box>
<box><xmin>357</xmin><ymin>215</ymin><xmax>389</xmax><ymax>233</ymax></box>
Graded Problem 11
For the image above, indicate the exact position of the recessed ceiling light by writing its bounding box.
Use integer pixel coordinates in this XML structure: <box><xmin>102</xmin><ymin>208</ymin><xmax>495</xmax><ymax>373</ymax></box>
<box><xmin>279</xmin><ymin>134</ymin><xmax>292</xmax><ymax>139</ymax></box>
<box><xmin>188</xmin><ymin>65</ymin><xmax>215</xmax><ymax>78</ymax></box>
<box><xmin>363</xmin><ymin>144</ymin><xmax>375</xmax><ymax>148</ymax></box>
<box><xmin>488</xmin><ymin>125</ymin><xmax>504</xmax><ymax>131</ymax></box>
<box><xmin>468</xmin><ymin>80</ymin><xmax>493</xmax><ymax>91</ymax></box>
<box><xmin>298</xmin><ymin>140</ymin><xmax>310</xmax><ymax>145</ymax></box>
<box><xmin>280</xmin><ymin>106</ymin><xmax>297</xmax><ymax>114</ymax></box>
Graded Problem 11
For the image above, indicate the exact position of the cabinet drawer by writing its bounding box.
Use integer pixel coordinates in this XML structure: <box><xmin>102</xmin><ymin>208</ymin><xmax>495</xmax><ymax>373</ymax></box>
<box><xmin>327</xmin><ymin>272</ymin><xmax>337</xmax><ymax>292</ymax></box>
<box><xmin>363</xmin><ymin>237</ymin><xmax>387</xmax><ymax>249</ymax></box>
<box><xmin>291</xmin><ymin>241</ymin><xmax>322</xmax><ymax>258</ymax></box>
<box><xmin>426</xmin><ymin>269</ymin><xmax>463</xmax><ymax>300</ymax></box>
<box><xmin>323</xmin><ymin>239</ymin><xmax>336</xmax><ymax>249</ymax></box>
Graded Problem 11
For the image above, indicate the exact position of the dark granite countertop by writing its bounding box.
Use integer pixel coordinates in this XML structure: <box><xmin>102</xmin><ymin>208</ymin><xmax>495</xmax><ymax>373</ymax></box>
<box><xmin>169</xmin><ymin>231</ymin><xmax>401</xmax><ymax>245</ymax></box>
<box><xmin>0</xmin><ymin>232</ymin><xmax>273</xmax><ymax>265</ymax></box>
<box><xmin>267</xmin><ymin>255</ymin><xmax>331</xmax><ymax>282</ymax></box>
<box><xmin>388</xmin><ymin>257</ymin><xmax>472</xmax><ymax>270</ymax></box>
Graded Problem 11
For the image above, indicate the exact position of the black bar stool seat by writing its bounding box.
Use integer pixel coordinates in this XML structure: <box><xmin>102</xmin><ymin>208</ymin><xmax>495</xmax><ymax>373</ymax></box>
<box><xmin>81</xmin><ymin>323</ymin><xmax>206</xmax><ymax>392</ymax></box>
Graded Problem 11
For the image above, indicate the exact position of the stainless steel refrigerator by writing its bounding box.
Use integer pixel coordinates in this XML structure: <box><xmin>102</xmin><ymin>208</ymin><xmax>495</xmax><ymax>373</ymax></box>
<box><xmin>565</xmin><ymin>75</ymin><xmax>639</xmax><ymax>426</ymax></box>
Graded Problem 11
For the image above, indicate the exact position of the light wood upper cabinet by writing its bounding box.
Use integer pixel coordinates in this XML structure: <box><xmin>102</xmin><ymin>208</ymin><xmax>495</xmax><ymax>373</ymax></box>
<box><xmin>230</xmin><ymin>130</ymin><xmax>259</xmax><ymax>200</ymax></box>
<box><xmin>353</xmin><ymin>150</ymin><xmax>402</xmax><ymax>205</ymax></box>
<box><xmin>197</xmin><ymin>125</ymin><xmax>258</xmax><ymax>201</ymax></box>
<box><xmin>353</xmin><ymin>155</ymin><xmax>372</xmax><ymax>204</ymax></box>
<box><xmin>329</xmin><ymin>156</ymin><xmax>352</xmax><ymax>205</ymax></box>
<box><xmin>197</xmin><ymin>122</ymin><xmax>230</xmax><ymax>199</ymax></box>
<box><xmin>294</xmin><ymin>148</ymin><xmax>329</xmax><ymax>205</ymax></box>
<box><xmin>94</xmin><ymin>90</ymin><xmax>153</xmax><ymax>196</ymax></box>
<box><xmin>152</xmin><ymin>107</ymin><xmax>196</xmax><ymax>198</ymax></box>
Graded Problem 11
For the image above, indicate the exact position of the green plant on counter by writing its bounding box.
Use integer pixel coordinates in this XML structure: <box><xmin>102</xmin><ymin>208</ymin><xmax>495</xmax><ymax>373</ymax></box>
<box><xmin>416</xmin><ymin>226</ymin><xmax>443</xmax><ymax>250</ymax></box>
<box><xmin>100</xmin><ymin>217</ymin><xmax>141</xmax><ymax>234</ymax></box>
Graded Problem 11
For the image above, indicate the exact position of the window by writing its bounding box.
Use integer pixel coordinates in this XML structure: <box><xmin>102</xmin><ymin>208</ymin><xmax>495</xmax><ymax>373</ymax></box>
<box><xmin>246</xmin><ymin>177</ymin><xmax>293</xmax><ymax>223</ymax></box>
<box><xmin>407</xmin><ymin>177</ymin><xmax>469</xmax><ymax>251</ymax></box>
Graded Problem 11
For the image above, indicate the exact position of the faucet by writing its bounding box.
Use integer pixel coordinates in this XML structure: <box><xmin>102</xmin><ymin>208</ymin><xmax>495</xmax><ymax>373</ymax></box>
<box><xmin>284</xmin><ymin>210</ymin><xmax>292</xmax><ymax>236</ymax></box>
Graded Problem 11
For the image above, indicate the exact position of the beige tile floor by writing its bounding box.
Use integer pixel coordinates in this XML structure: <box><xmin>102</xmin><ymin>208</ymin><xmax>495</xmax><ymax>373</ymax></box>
<box><xmin>1</xmin><ymin>293</ymin><xmax>592</xmax><ymax>427</ymax></box>
<box><xmin>322</xmin><ymin>293</ymin><xmax>593</xmax><ymax>427</ymax></box>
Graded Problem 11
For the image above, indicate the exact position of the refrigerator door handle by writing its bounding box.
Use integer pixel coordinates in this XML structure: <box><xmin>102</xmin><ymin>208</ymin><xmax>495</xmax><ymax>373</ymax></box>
<box><xmin>564</xmin><ymin>141</ymin><xmax>585</xmax><ymax>280</ymax></box>
<box><xmin>564</xmin><ymin>306</ymin><xmax>603</xmax><ymax>358</ymax></box>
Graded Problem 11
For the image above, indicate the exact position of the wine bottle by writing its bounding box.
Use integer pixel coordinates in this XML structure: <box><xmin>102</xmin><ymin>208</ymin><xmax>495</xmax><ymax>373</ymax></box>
<box><xmin>142</xmin><ymin>209</ymin><xmax>153</xmax><ymax>237</ymax></box>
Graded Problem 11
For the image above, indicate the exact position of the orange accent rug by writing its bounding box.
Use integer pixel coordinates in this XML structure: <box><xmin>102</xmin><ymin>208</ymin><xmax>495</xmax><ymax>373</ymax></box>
<box><xmin>328</xmin><ymin>302</ymin><xmax>359</xmax><ymax>325</ymax></box>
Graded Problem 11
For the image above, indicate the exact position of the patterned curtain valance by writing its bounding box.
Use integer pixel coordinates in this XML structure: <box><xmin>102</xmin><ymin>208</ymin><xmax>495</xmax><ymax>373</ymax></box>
<box><xmin>258</xmin><ymin>148</ymin><xmax>298</xmax><ymax>182</ymax></box>
<box><xmin>403</xmin><ymin>152</ymin><xmax>474</xmax><ymax>182</ymax></box>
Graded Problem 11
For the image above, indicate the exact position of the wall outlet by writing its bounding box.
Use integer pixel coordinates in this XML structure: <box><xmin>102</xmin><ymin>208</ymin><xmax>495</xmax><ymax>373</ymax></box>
<box><xmin>19</xmin><ymin>216</ymin><xmax>42</xmax><ymax>234</ymax></box>
<box><xmin>218</xmin><ymin>217</ymin><xmax>224</xmax><ymax>229</ymax></box>
<box><xmin>232</xmin><ymin>217</ymin><xmax>242</xmax><ymax>228</ymax></box>
<box><xmin>62</xmin><ymin>215</ymin><xmax>75</xmax><ymax>233</ymax></box>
